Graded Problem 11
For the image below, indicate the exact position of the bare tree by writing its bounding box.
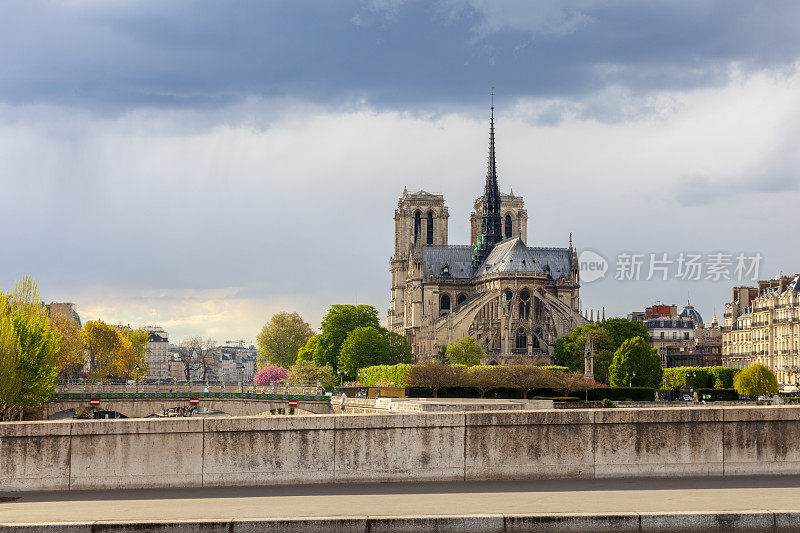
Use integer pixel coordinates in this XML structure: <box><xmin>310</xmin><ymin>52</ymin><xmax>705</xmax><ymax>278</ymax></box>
<box><xmin>408</xmin><ymin>363</ymin><xmax>467</xmax><ymax>398</ymax></box>
<box><xmin>507</xmin><ymin>365</ymin><xmax>550</xmax><ymax>399</ymax></box>
<box><xmin>176</xmin><ymin>337</ymin><xmax>218</xmax><ymax>382</ymax></box>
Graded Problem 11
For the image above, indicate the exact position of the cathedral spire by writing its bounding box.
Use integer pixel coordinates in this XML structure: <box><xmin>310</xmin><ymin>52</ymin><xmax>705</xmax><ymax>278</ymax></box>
<box><xmin>473</xmin><ymin>91</ymin><xmax>503</xmax><ymax>272</ymax></box>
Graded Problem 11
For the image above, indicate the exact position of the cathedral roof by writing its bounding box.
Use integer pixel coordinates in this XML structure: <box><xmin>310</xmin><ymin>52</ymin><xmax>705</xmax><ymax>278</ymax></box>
<box><xmin>475</xmin><ymin>237</ymin><xmax>571</xmax><ymax>278</ymax></box>
<box><xmin>421</xmin><ymin>237</ymin><xmax>573</xmax><ymax>280</ymax></box>
<box><xmin>423</xmin><ymin>246</ymin><xmax>474</xmax><ymax>279</ymax></box>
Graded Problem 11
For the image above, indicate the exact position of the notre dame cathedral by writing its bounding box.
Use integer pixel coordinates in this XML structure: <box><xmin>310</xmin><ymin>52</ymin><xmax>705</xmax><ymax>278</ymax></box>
<box><xmin>388</xmin><ymin>105</ymin><xmax>587</xmax><ymax>363</ymax></box>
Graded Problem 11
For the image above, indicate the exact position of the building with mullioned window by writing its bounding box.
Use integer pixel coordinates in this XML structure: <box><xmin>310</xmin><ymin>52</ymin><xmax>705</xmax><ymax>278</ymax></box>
<box><xmin>387</xmin><ymin>105</ymin><xmax>587</xmax><ymax>362</ymax></box>
<box><xmin>723</xmin><ymin>275</ymin><xmax>800</xmax><ymax>388</ymax></box>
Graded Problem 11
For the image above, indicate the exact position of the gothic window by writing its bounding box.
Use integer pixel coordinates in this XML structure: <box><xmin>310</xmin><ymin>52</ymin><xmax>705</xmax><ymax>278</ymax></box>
<box><xmin>440</xmin><ymin>294</ymin><xmax>451</xmax><ymax>316</ymax></box>
<box><xmin>519</xmin><ymin>289</ymin><xmax>531</xmax><ymax>319</ymax></box>
<box><xmin>457</xmin><ymin>293</ymin><xmax>467</xmax><ymax>306</ymax></box>
<box><xmin>505</xmin><ymin>214</ymin><xmax>512</xmax><ymax>239</ymax></box>
<box><xmin>427</xmin><ymin>211</ymin><xmax>434</xmax><ymax>245</ymax></box>
<box><xmin>414</xmin><ymin>211</ymin><xmax>421</xmax><ymax>243</ymax></box>
<box><xmin>502</xmin><ymin>289</ymin><xmax>513</xmax><ymax>314</ymax></box>
<box><xmin>515</xmin><ymin>328</ymin><xmax>527</xmax><ymax>350</ymax></box>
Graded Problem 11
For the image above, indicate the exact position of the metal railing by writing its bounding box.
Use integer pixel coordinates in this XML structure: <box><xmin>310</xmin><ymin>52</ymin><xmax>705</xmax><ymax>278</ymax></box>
<box><xmin>55</xmin><ymin>381</ymin><xmax>325</xmax><ymax>397</ymax></box>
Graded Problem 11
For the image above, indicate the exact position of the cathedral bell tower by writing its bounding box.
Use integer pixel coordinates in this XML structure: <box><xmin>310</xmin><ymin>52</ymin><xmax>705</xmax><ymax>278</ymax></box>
<box><xmin>473</xmin><ymin>99</ymin><xmax>503</xmax><ymax>272</ymax></box>
<box><xmin>388</xmin><ymin>189</ymin><xmax>449</xmax><ymax>333</ymax></box>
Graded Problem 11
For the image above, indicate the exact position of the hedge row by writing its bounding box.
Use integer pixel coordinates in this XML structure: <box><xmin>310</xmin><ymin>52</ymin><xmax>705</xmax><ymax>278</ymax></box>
<box><xmin>695</xmin><ymin>389</ymin><xmax>739</xmax><ymax>402</ymax></box>
<box><xmin>404</xmin><ymin>386</ymin><xmax>655</xmax><ymax>401</ymax></box>
<box><xmin>358</xmin><ymin>363</ymin><xmax>569</xmax><ymax>388</ymax></box>
<box><xmin>358</xmin><ymin>364</ymin><xmax>413</xmax><ymax>387</ymax></box>
<box><xmin>587</xmin><ymin>388</ymin><xmax>655</xmax><ymax>402</ymax></box>
<box><xmin>662</xmin><ymin>366</ymin><xmax>740</xmax><ymax>390</ymax></box>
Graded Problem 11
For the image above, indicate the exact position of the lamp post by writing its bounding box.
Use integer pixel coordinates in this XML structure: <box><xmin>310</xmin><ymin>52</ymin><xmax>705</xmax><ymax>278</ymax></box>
<box><xmin>239</xmin><ymin>363</ymin><xmax>245</xmax><ymax>394</ymax></box>
<box><xmin>135</xmin><ymin>364</ymin><xmax>140</xmax><ymax>394</ymax></box>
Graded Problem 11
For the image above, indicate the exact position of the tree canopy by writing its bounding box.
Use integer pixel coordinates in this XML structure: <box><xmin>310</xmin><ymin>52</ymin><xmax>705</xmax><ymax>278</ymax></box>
<box><xmin>338</xmin><ymin>326</ymin><xmax>392</xmax><ymax>377</ymax></box>
<box><xmin>48</xmin><ymin>310</ymin><xmax>84</xmax><ymax>379</ymax></box>
<box><xmin>0</xmin><ymin>276</ymin><xmax>60</xmax><ymax>421</ymax></box>
<box><xmin>304</xmin><ymin>305</ymin><xmax>380</xmax><ymax>371</ymax></box>
<box><xmin>256</xmin><ymin>312</ymin><xmax>314</xmax><ymax>369</ymax></box>
<box><xmin>608</xmin><ymin>336</ymin><xmax>663</xmax><ymax>388</ymax></box>
<box><xmin>82</xmin><ymin>320</ymin><xmax>148</xmax><ymax>380</ymax></box>
<box><xmin>553</xmin><ymin>318</ymin><xmax>648</xmax><ymax>384</ymax></box>
<box><xmin>287</xmin><ymin>359</ymin><xmax>337</xmax><ymax>389</ymax></box>
<box><xmin>253</xmin><ymin>364</ymin><xmax>288</xmax><ymax>386</ymax></box>
<box><xmin>734</xmin><ymin>364</ymin><xmax>778</xmax><ymax>396</ymax></box>
<box><xmin>445</xmin><ymin>336</ymin><xmax>483</xmax><ymax>366</ymax></box>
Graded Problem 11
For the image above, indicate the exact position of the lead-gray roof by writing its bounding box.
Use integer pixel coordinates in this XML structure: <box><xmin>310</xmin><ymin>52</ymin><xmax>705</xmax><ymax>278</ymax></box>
<box><xmin>423</xmin><ymin>246</ymin><xmax>473</xmax><ymax>278</ymax></box>
<box><xmin>424</xmin><ymin>237</ymin><xmax>573</xmax><ymax>280</ymax></box>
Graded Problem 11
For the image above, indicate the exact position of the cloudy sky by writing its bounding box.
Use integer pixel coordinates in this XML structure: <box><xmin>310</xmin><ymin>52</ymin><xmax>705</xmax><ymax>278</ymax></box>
<box><xmin>2</xmin><ymin>0</ymin><xmax>800</xmax><ymax>343</ymax></box>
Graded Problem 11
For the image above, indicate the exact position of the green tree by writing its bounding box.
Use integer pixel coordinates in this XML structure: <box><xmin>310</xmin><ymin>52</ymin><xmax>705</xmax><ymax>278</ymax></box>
<box><xmin>316</xmin><ymin>305</ymin><xmax>380</xmax><ymax>371</ymax></box>
<box><xmin>287</xmin><ymin>359</ymin><xmax>338</xmax><ymax>389</ymax></box>
<box><xmin>256</xmin><ymin>312</ymin><xmax>314</xmax><ymax>368</ymax></box>
<box><xmin>338</xmin><ymin>326</ymin><xmax>392</xmax><ymax>378</ymax></box>
<box><xmin>608</xmin><ymin>336</ymin><xmax>663</xmax><ymax>388</ymax></box>
<box><xmin>446</xmin><ymin>337</ymin><xmax>483</xmax><ymax>366</ymax></box>
<box><xmin>601</xmin><ymin>318</ymin><xmax>650</xmax><ymax>346</ymax></box>
<box><xmin>553</xmin><ymin>319</ymin><xmax>646</xmax><ymax>384</ymax></box>
<box><xmin>734</xmin><ymin>364</ymin><xmax>778</xmax><ymax>397</ymax></box>
<box><xmin>297</xmin><ymin>334</ymin><xmax>321</xmax><ymax>362</ymax></box>
<box><xmin>385</xmin><ymin>330</ymin><xmax>414</xmax><ymax>364</ymax></box>
<box><xmin>0</xmin><ymin>276</ymin><xmax>60</xmax><ymax>421</ymax></box>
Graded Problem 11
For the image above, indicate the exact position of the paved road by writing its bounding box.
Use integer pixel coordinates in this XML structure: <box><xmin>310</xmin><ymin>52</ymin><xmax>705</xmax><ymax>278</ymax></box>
<box><xmin>2</xmin><ymin>476</ymin><xmax>799</xmax><ymax>524</ymax></box>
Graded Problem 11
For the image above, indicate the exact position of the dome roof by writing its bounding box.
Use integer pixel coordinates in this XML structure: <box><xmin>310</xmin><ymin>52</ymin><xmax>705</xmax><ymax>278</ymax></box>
<box><xmin>679</xmin><ymin>304</ymin><xmax>703</xmax><ymax>327</ymax></box>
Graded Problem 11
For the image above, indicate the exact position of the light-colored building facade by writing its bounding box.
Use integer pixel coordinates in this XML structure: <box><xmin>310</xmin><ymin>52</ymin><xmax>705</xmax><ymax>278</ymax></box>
<box><xmin>388</xmin><ymin>106</ymin><xmax>587</xmax><ymax>362</ymax></box>
<box><xmin>634</xmin><ymin>303</ymin><xmax>723</xmax><ymax>368</ymax></box>
<box><xmin>723</xmin><ymin>275</ymin><xmax>800</xmax><ymax>387</ymax></box>
<box><xmin>143</xmin><ymin>326</ymin><xmax>170</xmax><ymax>379</ymax></box>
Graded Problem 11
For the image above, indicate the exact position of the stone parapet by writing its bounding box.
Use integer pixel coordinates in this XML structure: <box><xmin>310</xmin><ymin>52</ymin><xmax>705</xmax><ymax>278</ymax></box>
<box><xmin>4</xmin><ymin>406</ymin><xmax>800</xmax><ymax>491</ymax></box>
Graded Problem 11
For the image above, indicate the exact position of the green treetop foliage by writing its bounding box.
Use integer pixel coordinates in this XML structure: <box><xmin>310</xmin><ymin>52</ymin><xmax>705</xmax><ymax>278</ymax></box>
<box><xmin>297</xmin><ymin>334</ymin><xmax>321</xmax><ymax>362</ymax></box>
<box><xmin>661</xmin><ymin>366</ymin><xmax>741</xmax><ymax>390</ymax></box>
<box><xmin>734</xmin><ymin>364</ymin><xmax>779</xmax><ymax>397</ymax></box>
<box><xmin>315</xmin><ymin>304</ymin><xmax>380</xmax><ymax>371</ymax></box>
<box><xmin>358</xmin><ymin>364</ymin><xmax>413</xmax><ymax>387</ymax></box>
<box><xmin>601</xmin><ymin>318</ymin><xmax>650</xmax><ymax>345</ymax></box>
<box><xmin>338</xmin><ymin>326</ymin><xmax>392</xmax><ymax>378</ymax></box>
<box><xmin>608</xmin><ymin>336</ymin><xmax>663</xmax><ymax>389</ymax></box>
<box><xmin>445</xmin><ymin>336</ymin><xmax>483</xmax><ymax>366</ymax></box>
<box><xmin>0</xmin><ymin>276</ymin><xmax>60</xmax><ymax>421</ymax></box>
<box><xmin>553</xmin><ymin>318</ymin><xmax>648</xmax><ymax>384</ymax></box>
<box><xmin>385</xmin><ymin>330</ymin><xmax>414</xmax><ymax>365</ymax></box>
<box><xmin>256</xmin><ymin>312</ymin><xmax>315</xmax><ymax>369</ymax></box>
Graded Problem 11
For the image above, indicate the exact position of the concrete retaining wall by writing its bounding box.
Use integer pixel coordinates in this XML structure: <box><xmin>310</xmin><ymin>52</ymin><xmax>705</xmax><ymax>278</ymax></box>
<box><xmin>1</xmin><ymin>512</ymin><xmax>797</xmax><ymax>532</ymax></box>
<box><xmin>3</xmin><ymin>406</ymin><xmax>800</xmax><ymax>492</ymax></box>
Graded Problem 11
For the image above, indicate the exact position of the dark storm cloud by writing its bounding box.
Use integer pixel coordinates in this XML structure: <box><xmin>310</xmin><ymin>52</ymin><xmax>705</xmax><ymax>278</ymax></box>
<box><xmin>2</xmin><ymin>1</ymin><xmax>800</xmax><ymax>114</ymax></box>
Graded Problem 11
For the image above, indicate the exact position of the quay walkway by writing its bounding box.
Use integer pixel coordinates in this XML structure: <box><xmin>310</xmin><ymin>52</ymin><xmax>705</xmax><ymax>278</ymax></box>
<box><xmin>2</xmin><ymin>476</ymin><xmax>800</xmax><ymax>531</ymax></box>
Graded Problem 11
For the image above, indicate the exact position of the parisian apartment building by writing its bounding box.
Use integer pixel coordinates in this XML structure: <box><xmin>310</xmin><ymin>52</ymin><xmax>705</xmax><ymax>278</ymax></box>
<box><xmin>723</xmin><ymin>275</ymin><xmax>800</xmax><ymax>387</ymax></box>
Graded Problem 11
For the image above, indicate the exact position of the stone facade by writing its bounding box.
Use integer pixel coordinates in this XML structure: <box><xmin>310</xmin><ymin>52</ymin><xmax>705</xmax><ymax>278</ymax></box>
<box><xmin>388</xmin><ymin>108</ymin><xmax>586</xmax><ymax>362</ymax></box>
<box><xmin>723</xmin><ymin>275</ymin><xmax>800</xmax><ymax>387</ymax></box>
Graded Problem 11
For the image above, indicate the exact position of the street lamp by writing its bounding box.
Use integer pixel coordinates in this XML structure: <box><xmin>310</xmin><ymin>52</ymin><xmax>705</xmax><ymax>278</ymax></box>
<box><xmin>239</xmin><ymin>363</ymin><xmax>245</xmax><ymax>394</ymax></box>
<box><xmin>135</xmin><ymin>364</ymin><xmax>140</xmax><ymax>394</ymax></box>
